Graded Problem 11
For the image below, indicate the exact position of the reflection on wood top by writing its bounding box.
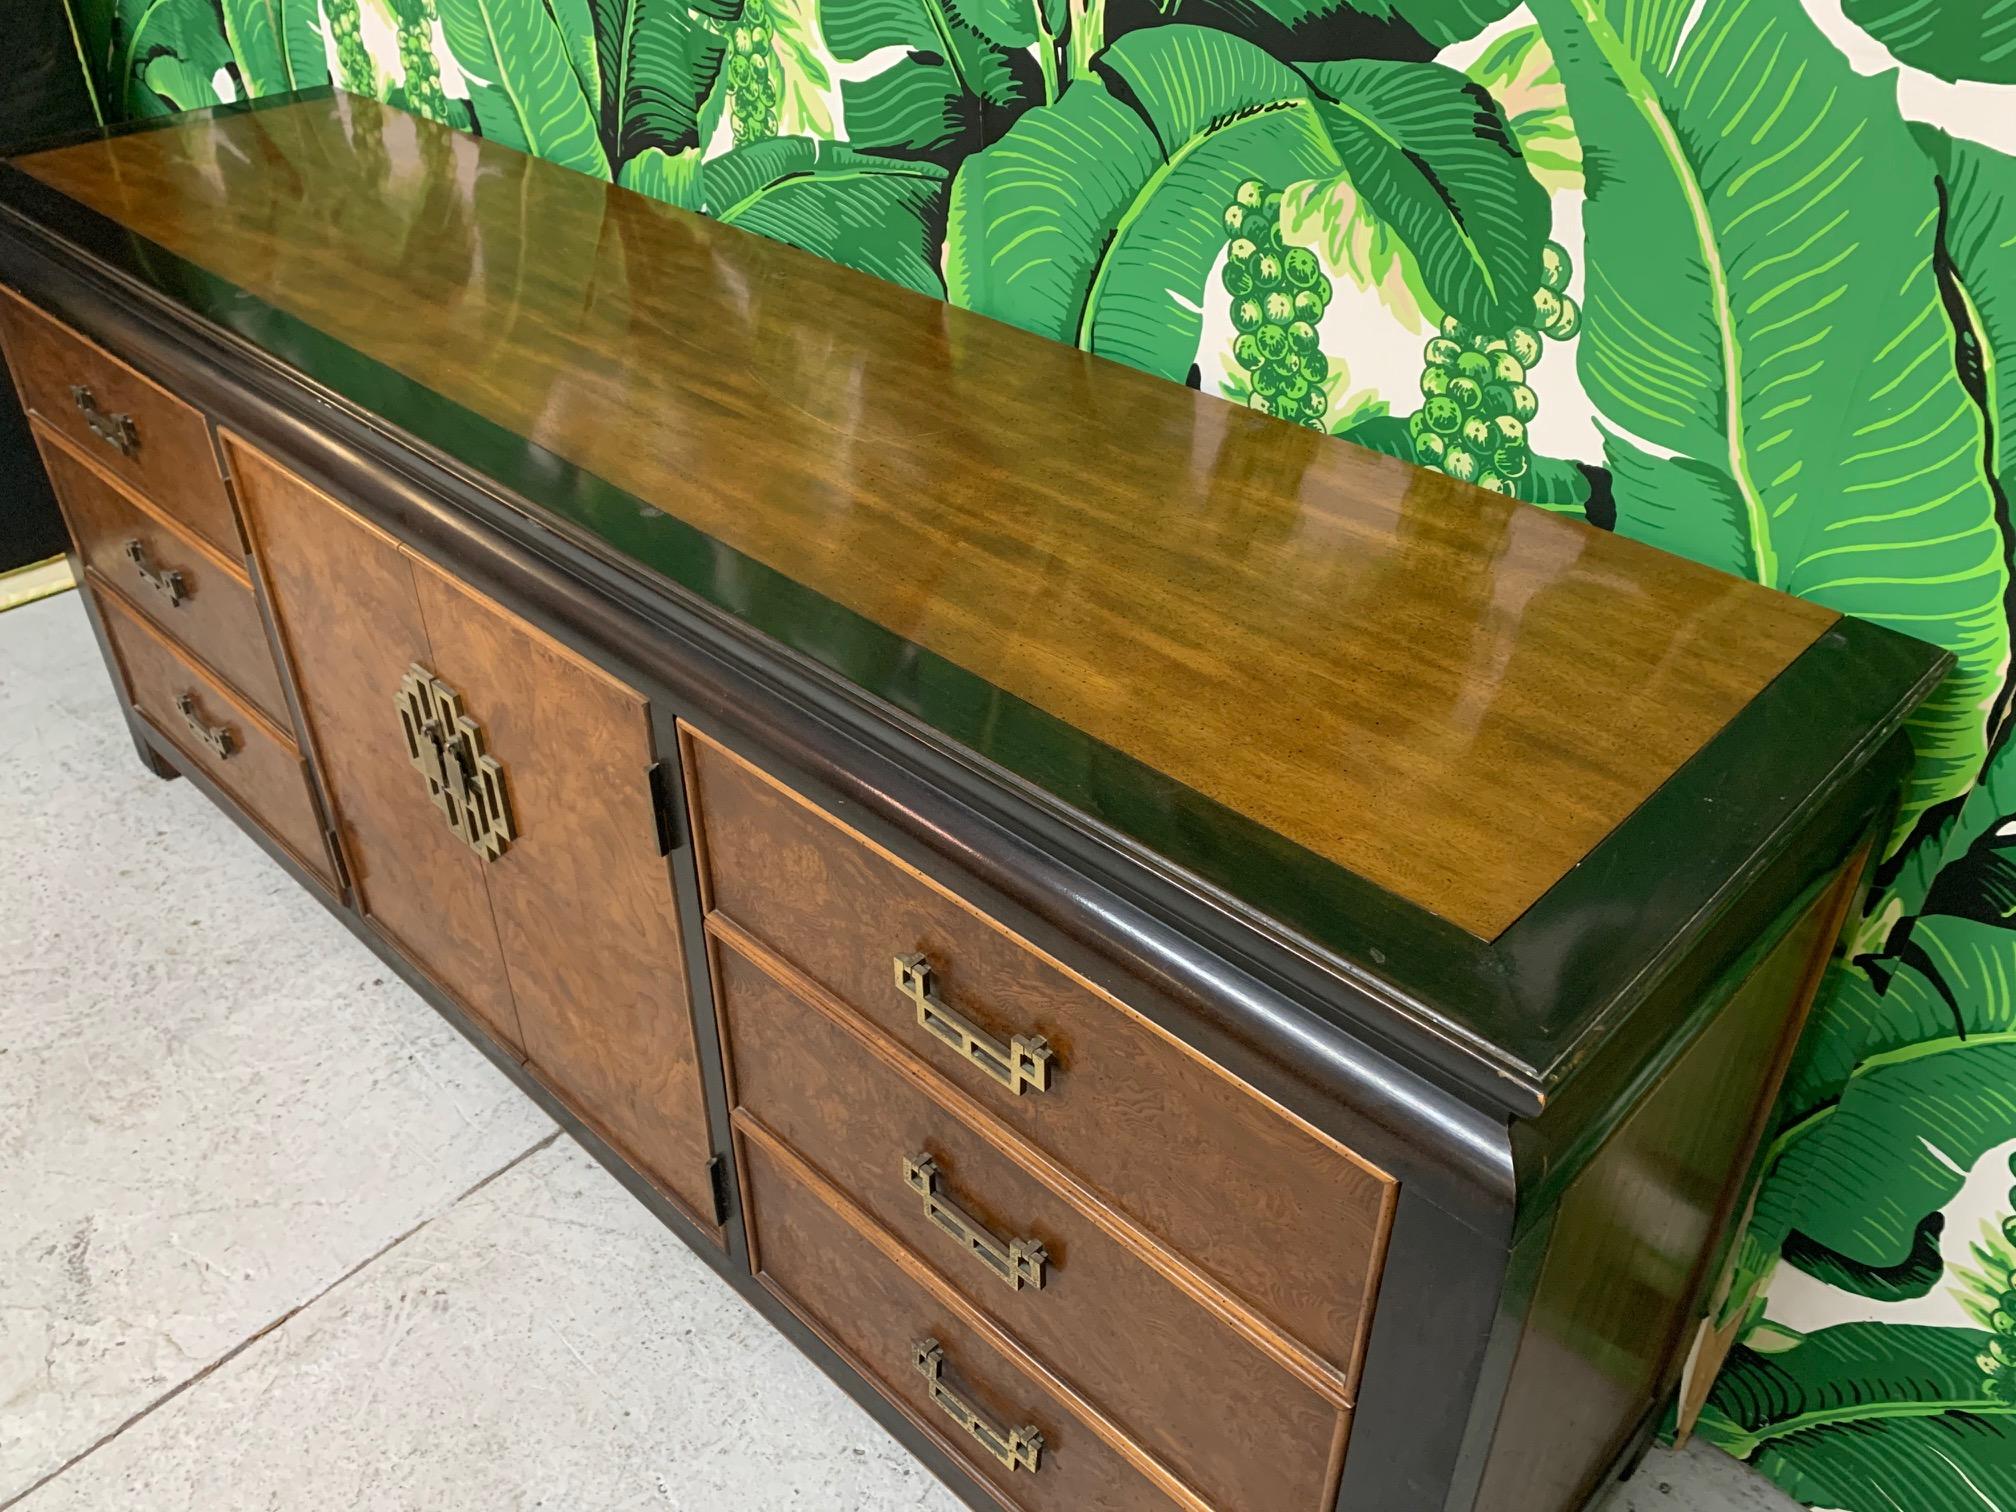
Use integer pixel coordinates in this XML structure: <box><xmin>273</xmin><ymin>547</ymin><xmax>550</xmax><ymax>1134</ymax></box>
<box><xmin>14</xmin><ymin>95</ymin><xmax>1837</xmax><ymax>939</ymax></box>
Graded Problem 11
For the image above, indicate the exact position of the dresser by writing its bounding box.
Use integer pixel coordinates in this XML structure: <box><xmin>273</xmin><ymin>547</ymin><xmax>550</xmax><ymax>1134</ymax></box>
<box><xmin>0</xmin><ymin>92</ymin><xmax>1947</xmax><ymax>1512</ymax></box>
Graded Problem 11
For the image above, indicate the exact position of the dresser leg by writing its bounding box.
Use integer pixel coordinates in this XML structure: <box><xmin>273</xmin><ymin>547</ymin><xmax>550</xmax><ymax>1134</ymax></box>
<box><xmin>135</xmin><ymin>734</ymin><xmax>180</xmax><ymax>781</ymax></box>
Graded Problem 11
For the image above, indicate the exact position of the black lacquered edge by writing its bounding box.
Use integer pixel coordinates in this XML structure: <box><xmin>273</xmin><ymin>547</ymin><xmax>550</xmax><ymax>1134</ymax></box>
<box><xmin>0</xmin><ymin>108</ymin><xmax>1949</xmax><ymax>1112</ymax></box>
<box><xmin>0</xmin><ymin>85</ymin><xmax>338</xmax><ymax>165</ymax></box>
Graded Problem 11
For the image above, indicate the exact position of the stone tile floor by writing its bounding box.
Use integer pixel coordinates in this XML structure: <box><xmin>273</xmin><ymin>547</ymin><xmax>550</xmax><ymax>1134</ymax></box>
<box><xmin>0</xmin><ymin>591</ymin><xmax>1805</xmax><ymax>1511</ymax></box>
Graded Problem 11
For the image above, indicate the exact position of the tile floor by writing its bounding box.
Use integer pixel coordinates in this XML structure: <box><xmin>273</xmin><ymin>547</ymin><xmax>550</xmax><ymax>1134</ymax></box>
<box><xmin>1</xmin><ymin>590</ymin><xmax>1805</xmax><ymax>1512</ymax></box>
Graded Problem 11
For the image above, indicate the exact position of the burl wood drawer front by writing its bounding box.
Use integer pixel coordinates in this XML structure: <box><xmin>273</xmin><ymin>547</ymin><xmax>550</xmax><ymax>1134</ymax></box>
<box><xmin>714</xmin><ymin>937</ymin><xmax>1348</xmax><ymax>1512</ymax></box>
<box><xmin>0</xmin><ymin>291</ymin><xmax>242</xmax><ymax>558</ymax></box>
<box><xmin>38</xmin><ymin>423</ymin><xmax>289</xmax><ymax>724</ymax></box>
<box><xmin>740</xmin><ymin>1127</ymin><xmax>1174</xmax><ymax>1511</ymax></box>
<box><xmin>95</xmin><ymin>581</ymin><xmax>332</xmax><ymax>886</ymax></box>
<box><xmin>684</xmin><ymin>727</ymin><xmax>1394</xmax><ymax>1390</ymax></box>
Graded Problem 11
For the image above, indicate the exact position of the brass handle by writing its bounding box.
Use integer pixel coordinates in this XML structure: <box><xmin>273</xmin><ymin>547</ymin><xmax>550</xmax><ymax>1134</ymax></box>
<box><xmin>123</xmin><ymin>538</ymin><xmax>186</xmax><ymax>607</ymax></box>
<box><xmin>396</xmin><ymin>664</ymin><xmax>515</xmax><ymax>861</ymax></box>
<box><xmin>894</xmin><ymin>953</ymin><xmax>1053</xmax><ymax>1096</ymax></box>
<box><xmin>175</xmin><ymin>691</ymin><xmax>234</xmax><ymax>760</ymax></box>
<box><xmin>904</xmin><ymin>1155</ymin><xmax>1046</xmax><ymax>1292</ymax></box>
<box><xmin>912</xmin><ymin>1340</ymin><xmax>1043</xmax><ymax>1474</ymax></box>
<box><xmin>70</xmin><ymin>384</ymin><xmax>138</xmax><ymax>456</ymax></box>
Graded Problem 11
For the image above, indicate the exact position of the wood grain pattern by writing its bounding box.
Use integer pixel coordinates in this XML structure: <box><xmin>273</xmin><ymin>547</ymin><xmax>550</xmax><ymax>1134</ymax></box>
<box><xmin>712</xmin><ymin>935</ymin><xmax>1344</xmax><ymax>1512</ymax></box>
<box><xmin>13</xmin><ymin>97</ymin><xmax>1838</xmax><ymax>938</ymax></box>
<box><xmin>407</xmin><ymin>558</ymin><xmax>718</xmax><ymax>1229</ymax></box>
<box><xmin>93</xmin><ymin>578</ymin><xmax>331</xmax><ymax>884</ymax></box>
<box><xmin>0</xmin><ymin>288</ymin><xmax>242</xmax><ymax>559</ymax></box>
<box><xmin>684</xmin><ymin>726</ymin><xmax>1393</xmax><ymax>1389</ymax></box>
<box><xmin>227</xmin><ymin>432</ymin><xmax>524</xmax><ymax>1049</ymax></box>
<box><xmin>739</xmin><ymin>1123</ymin><xmax>1176</xmax><ymax>1511</ymax></box>
<box><xmin>1473</xmin><ymin>873</ymin><xmax>1855</xmax><ymax>1512</ymax></box>
<box><xmin>35</xmin><ymin>420</ymin><xmax>290</xmax><ymax>722</ymax></box>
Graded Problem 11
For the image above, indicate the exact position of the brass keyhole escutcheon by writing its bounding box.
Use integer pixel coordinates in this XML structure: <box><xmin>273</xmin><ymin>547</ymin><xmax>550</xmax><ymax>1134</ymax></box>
<box><xmin>395</xmin><ymin>664</ymin><xmax>516</xmax><ymax>861</ymax></box>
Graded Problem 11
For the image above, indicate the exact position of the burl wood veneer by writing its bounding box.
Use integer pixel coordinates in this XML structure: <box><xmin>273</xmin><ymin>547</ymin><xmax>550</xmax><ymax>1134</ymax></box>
<box><xmin>0</xmin><ymin>92</ymin><xmax>1948</xmax><ymax>1512</ymax></box>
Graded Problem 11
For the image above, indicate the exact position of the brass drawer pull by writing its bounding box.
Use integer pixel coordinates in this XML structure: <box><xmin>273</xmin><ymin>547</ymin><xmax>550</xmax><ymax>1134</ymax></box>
<box><xmin>123</xmin><ymin>538</ymin><xmax>186</xmax><ymax>607</ymax></box>
<box><xmin>396</xmin><ymin>664</ymin><xmax>515</xmax><ymax>861</ymax></box>
<box><xmin>912</xmin><ymin>1340</ymin><xmax>1043</xmax><ymax>1474</ymax></box>
<box><xmin>904</xmin><ymin>1154</ymin><xmax>1047</xmax><ymax>1292</ymax></box>
<box><xmin>175</xmin><ymin>691</ymin><xmax>234</xmax><ymax>760</ymax></box>
<box><xmin>894</xmin><ymin>953</ymin><xmax>1053</xmax><ymax>1096</ymax></box>
<box><xmin>70</xmin><ymin>384</ymin><xmax>138</xmax><ymax>456</ymax></box>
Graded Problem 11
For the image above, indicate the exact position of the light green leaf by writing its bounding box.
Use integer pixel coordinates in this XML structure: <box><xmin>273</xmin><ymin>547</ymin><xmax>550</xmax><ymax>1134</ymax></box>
<box><xmin>1699</xmin><ymin>1323</ymin><xmax>1999</xmax><ymax>1460</ymax></box>
<box><xmin>768</xmin><ymin>0</ymin><xmax>835</xmax><ymax>140</ymax></box>
<box><xmin>701</xmin><ymin>136</ymin><xmax>949</xmax><ymax>295</ymax></box>
<box><xmin>618</xmin><ymin>143</ymin><xmax>704</xmax><ymax>207</ymax></box>
<box><xmin>220</xmin><ymin>0</ymin><xmax>290</xmax><ymax>95</ymax></box>
<box><xmin>1842</xmin><ymin>0</ymin><xmax>2016</xmax><ymax>85</ymax></box>
<box><xmin>1532</xmin><ymin>0</ymin><xmax>2012</xmax><ymax>853</ymax></box>
<box><xmin>1461</xmin><ymin>24</ymin><xmax>1580</xmax><ymax>192</ymax></box>
<box><xmin>1276</xmin><ymin>170</ymin><xmax>1436</xmax><ymax>330</ymax></box>
<box><xmin>593</xmin><ymin>0</ymin><xmax>732</xmax><ymax>170</ymax></box>
<box><xmin>124</xmin><ymin>0</ymin><xmax>234</xmax><ymax>114</ymax></box>
<box><xmin>279</xmin><ymin>0</ymin><xmax>332</xmax><ymax>89</ymax></box>
<box><xmin>438</xmin><ymin>0</ymin><xmax>611</xmax><ymax>174</ymax></box>
<box><xmin>1298</xmin><ymin>57</ymin><xmax>1548</xmax><ymax>331</ymax></box>
<box><xmin>946</xmin><ymin>26</ymin><xmax>1344</xmax><ymax>379</ymax></box>
<box><xmin>548</xmin><ymin>0</ymin><xmax>600</xmax><ymax>111</ymax></box>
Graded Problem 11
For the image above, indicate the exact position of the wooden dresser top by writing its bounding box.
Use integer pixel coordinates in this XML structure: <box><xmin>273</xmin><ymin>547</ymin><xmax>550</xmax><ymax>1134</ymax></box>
<box><xmin>10</xmin><ymin>96</ymin><xmax>1845</xmax><ymax>948</ymax></box>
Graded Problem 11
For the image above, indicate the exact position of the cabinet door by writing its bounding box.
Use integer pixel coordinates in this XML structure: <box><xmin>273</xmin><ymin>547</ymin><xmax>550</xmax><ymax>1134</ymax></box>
<box><xmin>228</xmin><ymin>438</ymin><xmax>523</xmax><ymax>1049</ymax></box>
<box><xmin>408</xmin><ymin>560</ymin><xmax>717</xmax><ymax>1230</ymax></box>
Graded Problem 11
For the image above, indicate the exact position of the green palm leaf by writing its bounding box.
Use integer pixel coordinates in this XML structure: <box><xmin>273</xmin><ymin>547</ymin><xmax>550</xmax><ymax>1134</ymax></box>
<box><xmin>123</xmin><ymin>0</ymin><xmax>233</xmax><ymax>114</ymax></box>
<box><xmin>1759</xmin><ymin>1412</ymin><xmax>2016</xmax><ymax>1510</ymax></box>
<box><xmin>1531</xmin><ymin>0</ymin><xmax>2012</xmax><ymax>854</ymax></box>
<box><xmin>1843</xmin><ymin>0</ymin><xmax>2016</xmax><ymax>85</ymax></box>
<box><xmin>1755</xmin><ymin>1029</ymin><xmax>2016</xmax><ymax>1274</ymax></box>
<box><xmin>701</xmin><ymin>137</ymin><xmax>950</xmax><ymax>296</ymax></box>
<box><xmin>219</xmin><ymin>0</ymin><xmax>289</xmax><ymax>95</ymax></box>
<box><xmin>438</xmin><ymin>0</ymin><xmax>610</xmax><ymax>176</ymax></box>
<box><xmin>279</xmin><ymin>0</ymin><xmax>332</xmax><ymax>89</ymax></box>
<box><xmin>1297</xmin><ymin>57</ymin><xmax>1546</xmax><ymax>330</ymax></box>
<box><xmin>945</xmin><ymin>26</ymin><xmax>1347</xmax><ymax>378</ymax></box>
<box><xmin>1699</xmin><ymin>1323</ymin><xmax>1999</xmax><ymax>1459</ymax></box>
<box><xmin>593</xmin><ymin>0</ymin><xmax>733</xmax><ymax>171</ymax></box>
<box><xmin>822</xmin><ymin>0</ymin><xmax>1041</xmax><ymax>159</ymax></box>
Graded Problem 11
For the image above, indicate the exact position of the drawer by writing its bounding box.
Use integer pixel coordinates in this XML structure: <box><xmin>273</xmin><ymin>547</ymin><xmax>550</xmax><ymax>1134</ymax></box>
<box><xmin>739</xmin><ymin>1127</ymin><xmax>1174</xmax><ymax>1511</ymax></box>
<box><xmin>714</xmin><ymin>937</ymin><xmax>1347</xmax><ymax>1512</ymax></box>
<box><xmin>684</xmin><ymin>726</ymin><xmax>1394</xmax><ymax>1385</ymax></box>
<box><xmin>0</xmin><ymin>291</ymin><xmax>242</xmax><ymax>558</ymax></box>
<box><xmin>96</xmin><ymin>583</ymin><xmax>334</xmax><ymax>888</ymax></box>
<box><xmin>40</xmin><ymin>424</ymin><xmax>289</xmax><ymax>724</ymax></box>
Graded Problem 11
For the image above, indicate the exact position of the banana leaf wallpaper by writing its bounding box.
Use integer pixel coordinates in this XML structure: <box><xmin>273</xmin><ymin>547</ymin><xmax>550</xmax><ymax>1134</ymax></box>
<box><xmin>53</xmin><ymin>0</ymin><xmax>2016</xmax><ymax>1504</ymax></box>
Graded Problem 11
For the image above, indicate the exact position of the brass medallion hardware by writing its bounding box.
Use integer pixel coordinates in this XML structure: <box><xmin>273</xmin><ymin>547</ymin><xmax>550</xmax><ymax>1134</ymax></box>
<box><xmin>894</xmin><ymin>953</ymin><xmax>1054</xmax><ymax>1096</ymax></box>
<box><xmin>903</xmin><ymin>1154</ymin><xmax>1047</xmax><ymax>1292</ymax></box>
<box><xmin>911</xmin><ymin>1340</ymin><xmax>1043</xmax><ymax>1474</ymax></box>
<box><xmin>123</xmin><ymin>538</ymin><xmax>186</xmax><ymax>607</ymax></box>
<box><xmin>69</xmin><ymin>384</ymin><xmax>138</xmax><ymax>456</ymax></box>
<box><xmin>175</xmin><ymin>691</ymin><xmax>233</xmax><ymax>760</ymax></box>
<box><xmin>395</xmin><ymin>664</ymin><xmax>515</xmax><ymax>861</ymax></box>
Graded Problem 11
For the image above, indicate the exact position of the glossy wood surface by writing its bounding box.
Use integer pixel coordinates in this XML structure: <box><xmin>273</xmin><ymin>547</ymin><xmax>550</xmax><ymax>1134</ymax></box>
<box><xmin>739</xmin><ymin>1124</ymin><xmax>1175</xmax><ymax>1511</ymax></box>
<box><xmin>685</xmin><ymin>725</ymin><xmax>1393</xmax><ymax>1389</ymax></box>
<box><xmin>36</xmin><ymin>421</ymin><xmax>289</xmax><ymax>721</ymax></box>
<box><xmin>407</xmin><ymin>559</ymin><xmax>717</xmax><ymax>1229</ymax></box>
<box><xmin>94</xmin><ymin>578</ymin><xmax>331</xmax><ymax>883</ymax></box>
<box><xmin>1474</xmin><ymin>872</ymin><xmax>1853</xmax><ymax>1512</ymax></box>
<box><xmin>13</xmin><ymin>98</ymin><xmax>1838</xmax><ymax>939</ymax></box>
<box><xmin>0</xmin><ymin>288</ymin><xmax>242</xmax><ymax>558</ymax></box>
<box><xmin>712</xmin><ymin>935</ymin><xmax>1344</xmax><ymax>1511</ymax></box>
<box><xmin>228</xmin><ymin>434</ymin><xmax>524</xmax><ymax>1048</ymax></box>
